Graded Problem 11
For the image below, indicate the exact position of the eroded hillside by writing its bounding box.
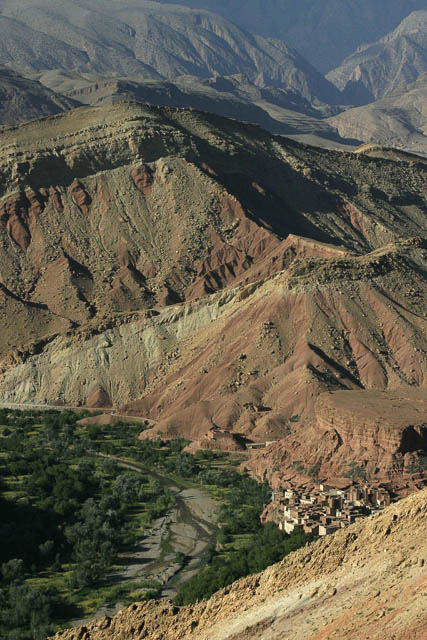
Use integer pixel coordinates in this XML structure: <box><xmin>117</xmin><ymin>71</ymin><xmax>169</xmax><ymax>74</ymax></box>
<box><xmin>0</xmin><ymin>102</ymin><xmax>426</xmax><ymax>484</ymax></box>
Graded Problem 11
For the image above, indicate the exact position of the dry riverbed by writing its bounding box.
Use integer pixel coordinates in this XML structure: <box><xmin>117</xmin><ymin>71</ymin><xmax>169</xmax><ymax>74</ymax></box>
<box><xmin>73</xmin><ymin>462</ymin><xmax>220</xmax><ymax>624</ymax></box>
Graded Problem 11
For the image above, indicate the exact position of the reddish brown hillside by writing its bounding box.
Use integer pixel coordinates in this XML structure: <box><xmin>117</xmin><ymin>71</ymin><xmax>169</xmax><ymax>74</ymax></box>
<box><xmin>0</xmin><ymin>103</ymin><xmax>425</xmax><ymax>488</ymax></box>
<box><xmin>247</xmin><ymin>388</ymin><xmax>427</xmax><ymax>490</ymax></box>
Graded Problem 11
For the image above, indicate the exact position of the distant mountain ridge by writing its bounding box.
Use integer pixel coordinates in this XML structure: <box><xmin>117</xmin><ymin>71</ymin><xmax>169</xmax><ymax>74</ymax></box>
<box><xmin>328</xmin><ymin>73</ymin><xmax>427</xmax><ymax>157</ymax></box>
<box><xmin>0</xmin><ymin>0</ymin><xmax>342</xmax><ymax>105</ymax></box>
<box><xmin>155</xmin><ymin>0</ymin><xmax>427</xmax><ymax>72</ymax></box>
<box><xmin>64</xmin><ymin>74</ymin><xmax>355</xmax><ymax>149</ymax></box>
<box><xmin>0</xmin><ymin>67</ymin><xmax>80</xmax><ymax>126</ymax></box>
<box><xmin>327</xmin><ymin>10</ymin><xmax>427</xmax><ymax>102</ymax></box>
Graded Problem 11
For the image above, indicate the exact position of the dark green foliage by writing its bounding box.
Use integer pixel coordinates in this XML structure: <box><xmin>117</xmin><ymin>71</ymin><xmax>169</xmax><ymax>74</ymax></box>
<box><xmin>345</xmin><ymin>462</ymin><xmax>367</xmax><ymax>480</ymax></box>
<box><xmin>0</xmin><ymin>558</ymin><xmax>59</xmax><ymax>640</ymax></box>
<box><xmin>0</xmin><ymin>409</ymin><xmax>176</xmax><ymax>637</ymax></box>
<box><xmin>0</xmin><ymin>408</ymin><xmax>311</xmax><ymax>635</ymax></box>
<box><xmin>175</xmin><ymin>524</ymin><xmax>312</xmax><ymax>605</ymax></box>
<box><xmin>308</xmin><ymin>461</ymin><xmax>321</xmax><ymax>478</ymax></box>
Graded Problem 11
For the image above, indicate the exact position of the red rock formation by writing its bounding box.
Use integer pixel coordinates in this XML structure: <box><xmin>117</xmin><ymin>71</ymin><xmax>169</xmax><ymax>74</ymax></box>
<box><xmin>131</xmin><ymin>164</ymin><xmax>154</xmax><ymax>196</ymax></box>
<box><xmin>246</xmin><ymin>389</ymin><xmax>427</xmax><ymax>490</ymax></box>
<box><xmin>0</xmin><ymin>190</ymin><xmax>46</xmax><ymax>249</ymax></box>
<box><xmin>69</xmin><ymin>179</ymin><xmax>91</xmax><ymax>215</ymax></box>
<box><xmin>185</xmin><ymin>429</ymin><xmax>248</xmax><ymax>453</ymax></box>
<box><xmin>49</xmin><ymin>186</ymin><xmax>64</xmax><ymax>212</ymax></box>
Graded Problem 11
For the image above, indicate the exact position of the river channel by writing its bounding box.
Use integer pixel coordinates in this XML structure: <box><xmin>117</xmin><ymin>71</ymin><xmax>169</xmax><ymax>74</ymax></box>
<box><xmin>74</xmin><ymin>456</ymin><xmax>220</xmax><ymax>623</ymax></box>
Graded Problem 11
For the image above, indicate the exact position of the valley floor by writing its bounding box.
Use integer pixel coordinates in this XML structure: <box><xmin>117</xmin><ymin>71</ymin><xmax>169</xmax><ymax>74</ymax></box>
<box><xmin>73</xmin><ymin>458</ymin><xmax>219</xmax><ymax>624</ymax></box>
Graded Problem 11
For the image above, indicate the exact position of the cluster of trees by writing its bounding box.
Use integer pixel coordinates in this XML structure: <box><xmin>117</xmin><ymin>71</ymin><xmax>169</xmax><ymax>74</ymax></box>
<box><xmin>0</xmin><ymin>409</ymin><xmax>176</xmax><ymax>638</ymax></box>
<box><xmin>1</xmin><ymin>408</ymin><xmax>316</xmax><ymax>635</ymax></box>
<box><xmin>0</xmin><ymin>558</ymin><xmax>59</xmax><ymax>640</ymax></box>
<box><xmin>175</xmin><ymin>524</ymin><xmax>312</xmax><ymax>605</ymax></box>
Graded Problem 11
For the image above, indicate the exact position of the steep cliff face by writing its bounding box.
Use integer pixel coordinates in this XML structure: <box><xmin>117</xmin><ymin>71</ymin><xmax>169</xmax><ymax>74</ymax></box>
<box><xmin>49</xmin><ymin>487</ymin><xmax>427</xmax><ymax>640</ymax></box>
<box><xmin>316</xmin><ymin>390</ymin><xmax>427</xmax><ymax>456</ymax></box>
<box><xmin>247</xmin><ymin>388</ymin><xmax>427</xmax><ymax>490</ymax></box>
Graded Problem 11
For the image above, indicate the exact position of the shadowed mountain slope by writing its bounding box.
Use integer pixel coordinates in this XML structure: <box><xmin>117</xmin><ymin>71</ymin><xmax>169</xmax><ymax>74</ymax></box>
<box><xmin>49</xmin><ymin>487</ymin><xmax>427</xmax><ymax>640</ymax></box>
<box><xmin>0</xmin><ymin>67</ymin><xmax>80</xmax><ymax>125</ymax></box>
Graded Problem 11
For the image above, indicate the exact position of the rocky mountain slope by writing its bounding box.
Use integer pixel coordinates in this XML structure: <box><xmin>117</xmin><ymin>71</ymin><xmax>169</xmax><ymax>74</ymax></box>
<box><xmin>328</xmin><ymin>74</ymin><xmax>427</xmax><ymax>157</ymax></box>
<box><xmin>0</xmin><ymin>0</ymin><xmax>342</xmax><ymax>105</ymax></box>
<box><xmin>0</xmin><ymin>67</ymin><xmax>80</xmax><ymax>126</ymax></box>
<box><xmin>49</xmin><ymin>487</ymin><xmax>427</xmax><ymax>640</ymax></box>
<box><xmin>327</xmin><ymin>10</ymin><xmax>427</xmax><ymax>103</ymax></box>
<box><xmin>64</xmin><ymin>74</ymin><xmax>353</xmax><ymax>146</ymax></box>
<box><xmin>156</xmin><ymin>0</ymin><xmax>427</xmax><ymax>73</ymax></box>
<box><xmin>0</xmin><ymin>101</ymin><xmax>426</xmax><ymax>486</ymax></box>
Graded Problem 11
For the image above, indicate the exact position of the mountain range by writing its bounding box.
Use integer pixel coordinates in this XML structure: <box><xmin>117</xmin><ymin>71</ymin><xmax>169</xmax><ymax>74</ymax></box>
<box><xmin>62</xmin><ymin>74</ymin><xmax>356</xmax><ymax>149</ymax></box>
<box><xmin>328</xmin><ymin>73</ymin><xmax>427</xmax><ymax>157</ymax></box>
<box><xmin>0</xmin><ymin>0</ymin><xmax>342</xmax><ymax>105</ymax></box>
<box><xmin>0</xmin><ymin>1</ymin><xmax>426</xmax><ymax>157</ymax></box>
<box><xmin>156</xmin><ymin>0</ymin><xmax>427</xmax><ymax>72</ymax></box>
<box><xmin>327</xmin><ymin>10</ymin><xmax>427</xmax><ymax>102</ymax></box>
<box><xmin>0</xmin><ymin>4</ymin><xmax>426</xmax><ymax>638</ymax></box>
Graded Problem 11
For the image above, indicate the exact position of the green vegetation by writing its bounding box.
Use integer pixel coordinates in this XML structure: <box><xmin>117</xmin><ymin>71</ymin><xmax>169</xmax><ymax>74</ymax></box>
<box><xmin>345</xmin><ymin>461</ymin><xmax>367</xmax><ymax>480</ymax></box>
<box><xmin>0</xmin><ymin>408</ymin><xmax>314</xmax><ymax>637</ymax></box>
<box><xmin>307</xmin><ymin>461</ymin><xmax>321</xmax><ymax>479</ymax></box>
<box><xmin>0</xmin><ymin>409</ymin><xmax>175</xmax><ymax>639</ymax></box>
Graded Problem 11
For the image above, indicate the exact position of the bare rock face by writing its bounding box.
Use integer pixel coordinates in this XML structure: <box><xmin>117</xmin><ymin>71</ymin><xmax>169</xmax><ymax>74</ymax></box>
<box><xmin>0</xmin><ymin>0</ymin><xmax>343</xmax><ymax>105</ymax></box>
<box><xmin>48</xmin><ymin>488</ymin><xmax>427</xmax><ymax>640</ymax></box>
<box><xmin>316</xmin><ymin>390</ymin><xmax>427</xmax><ymax>457</ymax></box>
<box><xmin>185</xmin><ymin>429</ymin><xmax>247</xmax><ymax>453</ymax></box>
<box><xmin>132</xmin><ymin>164</ymin><xmax>155</xmax><ymax>196</ymax></box>
<box><xmin>0</xmin><ymin>189</ymin><xmax>47</xmax><ymax>250</ymax></box>
<box><xmin>154</xmin><ymin>0</ymin><xmax>426</xmax><ymax>73</ymax></box>
<box><xmin>246</xmin><ymin>388</ymin><xmax>427</xmax><ymax>490</ymax></box>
